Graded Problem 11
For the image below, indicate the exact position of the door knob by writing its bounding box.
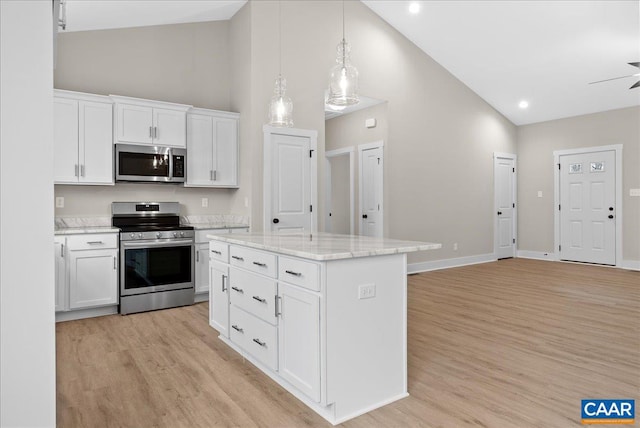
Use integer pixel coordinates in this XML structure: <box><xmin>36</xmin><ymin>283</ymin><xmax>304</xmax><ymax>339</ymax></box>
<box><xmin>608</xmin><ymin>214</ymin><xmax>614</xmax><ymax>219</ymax></box>
<box><xmin>362</xmin><ymin>214</ymin><xmax>368</xmax><ymax>219</ymax></box>
<box><xmin>609</xmin><ymin>207</ymin><xmax>614</xmax><ymax>211</ymax></box>
<box><xmin>272</xmin><ymin>218</ymin><xmax>280</xmax><ymax>224</ymax></box>
<box><xmin>497</xmin><ymin>211</ymin><xmax>502</xmax><ymax>215</ymax></box>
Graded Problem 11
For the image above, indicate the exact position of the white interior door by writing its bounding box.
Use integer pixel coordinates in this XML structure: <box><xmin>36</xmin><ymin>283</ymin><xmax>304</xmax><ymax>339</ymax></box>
<box><xmin>494</xmin><ymin>155</ymin><xmax>516</xmax><ymax>259</ymax></box>
<box><xmin>360</xmin><ymin>146</ymin><xmax>383</xmax><ymax>237</ymax></box>
<box><xmin>264</xmin><ymin>128</ymin><xmax>317</xmax><ymax>233</ymax></box>
<box><xmin>559</xmin><ymin>150</ymin><xmax>616</xmax><ymax>265</ymax></box>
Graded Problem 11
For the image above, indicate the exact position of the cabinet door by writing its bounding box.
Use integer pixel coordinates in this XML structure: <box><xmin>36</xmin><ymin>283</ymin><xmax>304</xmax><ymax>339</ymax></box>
<box><xmin>212</xmin><ymin>117</ymin><xmax>238</xmax><ymax>186</ymax></box>
<box><xmin>68</xmin><ymin>249</ymin><xmax>118</xmax><ymax>309</ymax></box>
<box><xmin>278</xmin><ymin>283</ymin><xmax>321</xmax><ymax>402</ymax></box>
<box><xmin>153</xmin><ymin>108</ymin><xmax>186</xmax><ymax>148</ymax></box>
<box><xmin>116</xmin><ymin>103</ymin><xmax>153</xmax><ymax>145</ymax></box>
<box><xmin>54</xmin><ymin>239</ymin><xmax>67</xmax><ymax>312</ymax></box>
<box><xmin>210</xmin><ymin>261</ymin><xmax>229</xmax><ymax>337</ymax></box>
<box><xmin>195</xmin><ymin>243</ymin><xmax>210</xmax><ymax>294</ymax></box>
<box><xmin>186</xmin><ymin>114</ymin><xmax>213</xmax><ymax>186</ymax></box>
<box><xmin>79</xmin><ymin>101</ymin><xmax>113</xmax><ymax>184</ymax></box>
<box><xmin>53</xmin><ymin>97</ymin><xmax>79</xmax><ymax>183</ymax></box>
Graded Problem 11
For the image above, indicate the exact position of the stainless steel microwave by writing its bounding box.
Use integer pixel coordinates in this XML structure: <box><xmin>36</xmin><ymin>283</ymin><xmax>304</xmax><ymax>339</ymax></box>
<box><xmin>115</xmin><ymin>144</ymin><xmax>186</xmax><ymax>183</ymax></box>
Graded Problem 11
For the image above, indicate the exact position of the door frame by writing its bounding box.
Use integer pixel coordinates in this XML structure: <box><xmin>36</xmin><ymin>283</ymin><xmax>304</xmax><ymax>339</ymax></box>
<box><xmin>263</xmin><ymin>125</ymin><xmax>318</xmax><ymax>233</ymax></box>
<box><xmin>325</xmin><ymin>147</ymin><xmax>355</xmax><ymax>234</ymax></box>
<box><xmin>493</xmin><ymin>152</ymin><xmax>517</xmax><ymax>259</ymax></box>
<box><xmin>358</xmin><ymin>141</ymin><xmax>384</xmax><ymax>237</ymax></box>
<box><xmin>553</xmin><ymin>144</ymin><xmax>623</xmax><ymax>266</ymax></box>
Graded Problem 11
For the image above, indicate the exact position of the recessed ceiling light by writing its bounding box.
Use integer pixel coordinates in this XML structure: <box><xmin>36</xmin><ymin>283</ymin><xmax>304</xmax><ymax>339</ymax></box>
<box><xmin>409</xmin><ymin>2</ymin><xmax>420</xmax><ymax>14</ymax></box>
<box><xmin>518</xmin><ymin>100</ymin><xmax>529</xmax><ymax>109</ymax></box>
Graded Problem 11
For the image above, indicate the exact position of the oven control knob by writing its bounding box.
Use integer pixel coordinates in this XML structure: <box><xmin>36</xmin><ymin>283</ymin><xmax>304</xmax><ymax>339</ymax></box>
<box><xmin>180</xmin><ymin>231</ymin><xmax>185</xmax><ymax>237</ymax></box>
<box><xmin>137</xmin><ymin>233</ymin><xmax>143</xmax><ymax>239</ymax></box>
<box><xmin>173</xmin><ymin>232</ymin><xmax>178</xmax><ymax>238</ymax></box>
<box><xmin>156</xmin><ymin>232</ymin><xmax>162</xmax><ymax>239</ymax></box>
<box><xmin>129</xmin><ymin>233</ymin><xmax>135</xmax><ymax>239</ymax></box>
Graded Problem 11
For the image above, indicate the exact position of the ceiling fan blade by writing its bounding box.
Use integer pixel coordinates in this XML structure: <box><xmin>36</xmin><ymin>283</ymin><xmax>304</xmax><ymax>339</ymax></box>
<box><xmin>589</xmin><ymin>75</ymin><xmax>635</xmax><ymax>84</ymax></box>
<box><xmin>629</xmin><ymin>62</ymin><xmax>640</xmax><ymax>68</ymax></box>
<box><xmin>630</xmin><ymin>80</ymin><xmax>640</xmax><ymax>89</ymax></box>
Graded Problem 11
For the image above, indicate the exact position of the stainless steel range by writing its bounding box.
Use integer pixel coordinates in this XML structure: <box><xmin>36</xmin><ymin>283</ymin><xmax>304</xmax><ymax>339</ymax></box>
<box><xmin>112</xmin><ymin>202</ymin><xmax>195</xmax><ymax>315</ymax></box>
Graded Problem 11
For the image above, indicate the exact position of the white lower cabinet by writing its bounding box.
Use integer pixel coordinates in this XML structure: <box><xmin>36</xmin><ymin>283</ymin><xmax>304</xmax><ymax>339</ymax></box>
<box><xmin>209</xmin><ymin>260</ymin><xmax>229</xmax><ymax>337</ymax></box>
<box><xmin>56</xmin><ymin>233</ymin><xmax>119</xmax><ymax>316</ymax></box>
<box><xmin>277</xmin><ymin>283</ymin><xmax>320</xmax><ymax>402</ymax></box>
<box><xmin>195</xmin><ymin>229</ymin><xmax>232</xmax><ymax>296</ymax></box>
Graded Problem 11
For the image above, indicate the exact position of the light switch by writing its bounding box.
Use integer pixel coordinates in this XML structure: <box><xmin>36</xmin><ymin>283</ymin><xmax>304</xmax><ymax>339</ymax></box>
<box><xmin>537</xmin><ymin>191</ymin><xmax>543</xmax><ymax>198</ymax></box>
<box><xmin>201</xmin><ymin>198</ymin><xmax>208</xmax><ymax>208</ymax></box>
<box><xmin>365</xmin><ymin>118</ymin><xmax>377</xmax><ymax>128</ymax></box>
<box><xmin>55</xmin><ymin>197</ymin><xmax>64</xmax><ymax>208</ymax></box>
<box><xmin>630</xmin><ymin>189</ymin><xmax>640</xmax><ymax>197</ymax></box>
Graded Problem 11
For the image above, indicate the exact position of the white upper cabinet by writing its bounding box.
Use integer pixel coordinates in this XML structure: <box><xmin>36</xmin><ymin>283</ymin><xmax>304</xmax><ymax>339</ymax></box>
<box><xmin>186</xmin><ymin>108</ymin><xmax>239</xmax><ymax>188</ymax></box>
<box><xmin>54</xmin><ymin>90</ymin><xmax>114</xmax><ymax>185</ymax></box>
<box><xmin>111</xmin><ymin>95</ymin><xmax>192</xmax><ymax>148</ymax></box>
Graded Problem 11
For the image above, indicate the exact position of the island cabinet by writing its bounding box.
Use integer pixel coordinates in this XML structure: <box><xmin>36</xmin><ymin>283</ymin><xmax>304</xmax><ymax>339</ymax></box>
<box><xmin>208</xmin><ymin>232</ymin><xmax>440</xmax><ymax>425</ymax></box>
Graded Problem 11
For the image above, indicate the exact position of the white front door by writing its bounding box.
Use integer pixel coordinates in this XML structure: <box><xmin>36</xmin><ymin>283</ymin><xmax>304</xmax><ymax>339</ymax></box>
<box><xmin>559</xmin><ymin>150</ymin><xmax>616</xmax><ymax>265</ymax></box>
<box><xmin>360</xmin><ymin>146</ymin><xmax>383</xmax><ymax>237</ymax></box>
<box><xmin>264</xmin><ymin>128</ymin><xmax>317</xmax><ymax>233</ymax></box>
<box><xmin>494</xmin><ymin>155</ymin><xmax>516</xmax><ymax>259</ymax></box>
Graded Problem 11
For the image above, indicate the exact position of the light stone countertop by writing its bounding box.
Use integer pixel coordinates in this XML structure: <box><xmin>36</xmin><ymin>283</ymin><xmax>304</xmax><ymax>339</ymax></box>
<box><xmin>54</xmin><ymin>226</ymin><xmax>120</xmax><ymax>235</ymax></box>
<box><xmin>188</xmin><ymin>223</ymin><xmax>250</xmax><ymax>230</ymax></box>
<box><xmin>207</xmin><ymin>232</ymin><xmax>441</xmax><ymax>261</ymax></box>
<box><xmin>54</xmin><ymin>217</ymin><xmax>119</xmax><ymax>235</ymax></box>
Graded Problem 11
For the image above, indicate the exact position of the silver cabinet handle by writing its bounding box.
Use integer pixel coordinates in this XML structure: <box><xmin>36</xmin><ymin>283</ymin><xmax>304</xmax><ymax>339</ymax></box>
<box><xmin>196</xmin><ymin>251</ymin><xmax>199</xmax><ymax>263</ymax></box>
<box><xmin>275</xmin><ymin>295</ymin><xmax>281</xmax><ymax>317</ymax></box>
<box><xmin>210</xmin><ymin>170</ymin><xmax>213</xmax><ymax>181</ymax></box>
<box><xmin>211</xmin><ymin>249</ymin><xmax>222</xmax><ymax>255</ymax></box>
<box><xmin>154</xmin><ymin>127</ymin><xmax>158</xmax><ymax>139</ymax></box>
<box><xmin>86</xmin><ymin>241</ymin><xmax>104</xmax><ymax>245</ymax></box>
<box><xmin>149</xmin><ymin>126</ymin><xmax>153</xmax><ymax>138</ymax></box>
<box><xmin>222</xmin><ymin>274</ymin><xmax>227</xmax><ymax>292</ymax></box>
<box><xmin>252</xmin><ymin>338</ymin><xmax>266</xmax><ymax>347</ymax></box>
<box><xmin>252</xmin><ymin>295</ymin><xmax>266</xmax><ymax>303</ymax></box>
<box><xmin>231</xmin><ymin>286</ymin><xmax>244</xmax><ymax>294</ymax></box>
<box><xmin>74</xmin><ymin>164</ymin><xmax>78</xmax><ymax>177</ymax></box>
<box><xmin>253</xmin><ymin>261</ymin><xmax>267</xmax><ymax>267</ymax></box>
<box><xmin>213</xmin><ymin>170</ymin><xmax>217</xmax><ymax>181</ymax></box>
<box><xmin>113</xmin><ymin>256</ymin><xmax>117</xmax><ymax>270</ymax></box>
<box><xmin>80</xmin><ymin>164</ymin><xmax>85</xmax><ymax>177</ymax></box>
<box><xmin>231</xmin><ymin>255</ymin><xmax>244</xmax><ymax>261</ymax></box>
<box><xmin>60</xmin><ymin>243</ymin><xmax>64</xmax><ymax>257</ymax></box>
<box><xmin>231</xmin><ymin>325</ymin><xmax>243</xmax><ymax>333</ymax></box>
<box><xmin>285</xmin><ymin>270</ymin><xmax>302</xmax><ymax>277</ymax></box>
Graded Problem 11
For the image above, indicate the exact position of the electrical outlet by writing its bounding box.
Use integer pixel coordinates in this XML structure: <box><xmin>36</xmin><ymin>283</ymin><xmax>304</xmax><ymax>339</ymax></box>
<box><xmin>201</xmin><ymin>198</ymin><xmax>208</xmax><ymax>208</ymax></box>
<box><xmin>537</xmin><ymin>190</ymin><xmax>543</xmax><ymax>198</ymax></box>
<box><xmin>55</xmin><ymin>197</ymin><xmax>64</xmax><ymax>208</ymax></box>
<box><xmin>358</xmin><ymin>284</ymin><xmax>376</xmax><ymax>299</ymax></box>
<box><xmin>630</xmin><ymin>188</ymin><xmax>640</xmax><ymax>197</ymax></box>
<box><xmin>453</xmin><ymin>242</ymin><xmax>458</xmax><ymax>251</ymax></box>
<box><xmin>244</xmin><ymin>197</ymin><xmax>249</xmax><ymax>208</ymax></box>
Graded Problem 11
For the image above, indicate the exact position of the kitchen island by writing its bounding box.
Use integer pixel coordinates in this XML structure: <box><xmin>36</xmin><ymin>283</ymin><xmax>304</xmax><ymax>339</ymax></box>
<box><xmin>206</xmin><ymin>232</ymin><xmax>441</xmax><ymax>425</ymax></box>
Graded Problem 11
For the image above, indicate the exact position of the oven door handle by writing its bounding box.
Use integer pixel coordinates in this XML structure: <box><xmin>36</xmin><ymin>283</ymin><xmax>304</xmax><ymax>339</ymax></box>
<box><xmin>122</xmin><ymin>239</ymin><xmax>194</xmax><ymax>249</ymax></box>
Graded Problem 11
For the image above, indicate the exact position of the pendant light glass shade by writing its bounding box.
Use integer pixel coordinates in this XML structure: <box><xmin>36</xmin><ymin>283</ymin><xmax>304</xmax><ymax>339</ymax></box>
<box><xmin>268</xmin><ymin>75</ymin><xmax>293</xmax><ymax>127</ymax></box>
<box><xmin>327</xmin><ymin>39</ymin><xmax>359</xmax><ymax>107</ymax></box>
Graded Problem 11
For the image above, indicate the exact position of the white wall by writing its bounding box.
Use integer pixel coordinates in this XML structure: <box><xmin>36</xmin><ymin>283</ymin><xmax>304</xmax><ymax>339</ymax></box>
<box><xmin>0</xmin><ymin>1</ymin><xmax>56</xmax><ymax>426</ymax></box>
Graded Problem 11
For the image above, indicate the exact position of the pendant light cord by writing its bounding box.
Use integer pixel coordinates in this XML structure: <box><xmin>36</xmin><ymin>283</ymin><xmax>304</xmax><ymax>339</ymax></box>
<box><xmin>341</xmin><ymin>0</ymin><xmax>346</xmax><ymax>67</ymax></box>
<box><xmin>279</xmin><ymin>0</ymin><xmax>282</xmax><ymax>77</ymax></box>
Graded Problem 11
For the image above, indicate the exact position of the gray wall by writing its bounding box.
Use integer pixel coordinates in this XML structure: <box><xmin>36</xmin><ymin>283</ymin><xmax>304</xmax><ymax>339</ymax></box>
<box><xmin>517</xmin><ymin>106</ymin><xmax>640</xmax><ymax>263</ymax></box>
<box><xmin>54</xmin><ymin>21</ymin><xmax>240</xmax><ymax>218</ymax></box>
<box><xmin>329</xmin><ymin>154</ymin><xmax>351</xmax><ymax>234</ymax></box>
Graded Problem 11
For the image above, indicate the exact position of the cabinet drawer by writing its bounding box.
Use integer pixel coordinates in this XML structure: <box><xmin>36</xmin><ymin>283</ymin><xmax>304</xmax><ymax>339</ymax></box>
<box><xmin>229</xmin><ymin>246</ymin><xmax>277</xmax><ymax>278</ymax></box>
<box><xmin>229</xmin><ymin>268</ymin><xmax>277</xmax><ymax>325</ymax></box>
<box><xmin>278</xmin><ymin>256</ymin><xmax>320</xmax><ymax>291</ymax></box>
<box><xmin>67</xmin><ymin>233</ymin><xmax>118</xmax><ymax>251</ymax></box>
<box><xmin>196</xmin><ymin>228</ymin><xmax>228</xmax><ymax>243</ymax></box>
<box><xmin>229</xmin><ymin>306</ymin><xmax>278</xmax><ymax>371</ymax></box>
<box><xmin>209</xmin><ymin>241</ymin><xmax>229</xmax><ymax>263</ymax></box>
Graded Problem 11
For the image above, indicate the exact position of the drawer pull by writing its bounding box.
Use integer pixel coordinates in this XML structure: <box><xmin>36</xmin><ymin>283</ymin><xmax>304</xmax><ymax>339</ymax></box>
<box><xmin>231</xmin><ymin>286</ymin><xmax>244</xmax><ymax>294</ymax></box>
<box><xmin>222</xmin><ymin>274</ymin><xmax>227</xmax><ymax>292</ymax></box>
<box><xmin>285</xmin><ymin>270</ymin><xmax>302</xmax><ymax>277</ymax></box>
<box><xmin>275</xmin><ymin>295</ymin><xmax>282</xmax><ymax>317</ymax></box>
<box><xmin>252</xmin><ymin>338</ymin><xmax>266</xmax><ymax>347</ymax></box>
<box><xmin>86</xmin><ymin>241</ymin><xmax>104</xmax><ymax>245</ymax></box>
<box><xmin>211</xmin><ymin>249</ymin><xmax>222</xmax><ymax>255</ymax></box>
<box><xmin>253</xmin><ymin>261</ymin><xmax>267</xmax><ymax>267</ymax></box>
<box><xmin>231</xmin><ymin>325</ymin><xmax>244</xmax><ymax>333</ymax></box>
<box><xmin>232</xmin><ymin>255</ymin><xmax>245</xmax><ymax>261</ymax></box>
<box><xmin>252</xmin><ymin>295</ymin><xmax>266</xmax><ymax>303</ymax></box>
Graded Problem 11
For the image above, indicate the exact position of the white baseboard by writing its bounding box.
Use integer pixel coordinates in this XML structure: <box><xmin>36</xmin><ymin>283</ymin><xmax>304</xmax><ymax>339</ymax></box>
<box><xmin>516</xmin><ymin>250</ymin><xmax>557</xmax><ymax>261</ymax></box>
<box><xmin>621</xmin><ymin>260</ymin><xmax>640</xmax><ymax>271</ymax></box>
<box><xmin>408</xmin><ymin>253</ymin><xmax>496</xmax><ymax>274</ymax></box>
<box><xmin>56</xmin><ymin>305</ymin><xmax>118</xmax><ymax>323</ymax></box>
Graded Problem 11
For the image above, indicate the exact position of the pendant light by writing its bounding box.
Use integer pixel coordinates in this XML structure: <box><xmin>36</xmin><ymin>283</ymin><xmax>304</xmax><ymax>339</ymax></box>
<box><xmin>326</xmin><ymin>0</ymin><xmax>359</xmax><ymax>107</ymax></box>
<box><xmin>268</xmin><ymin>0</ymin><xmax>293</xmax><ymax>127</ymax></box>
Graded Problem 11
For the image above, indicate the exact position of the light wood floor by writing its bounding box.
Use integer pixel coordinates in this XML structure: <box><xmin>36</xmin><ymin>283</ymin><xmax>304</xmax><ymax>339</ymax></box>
<box><xmin>57</xmin><ymin>259</ymin><xmax>639</xmax><ymax>427</ymax></box>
